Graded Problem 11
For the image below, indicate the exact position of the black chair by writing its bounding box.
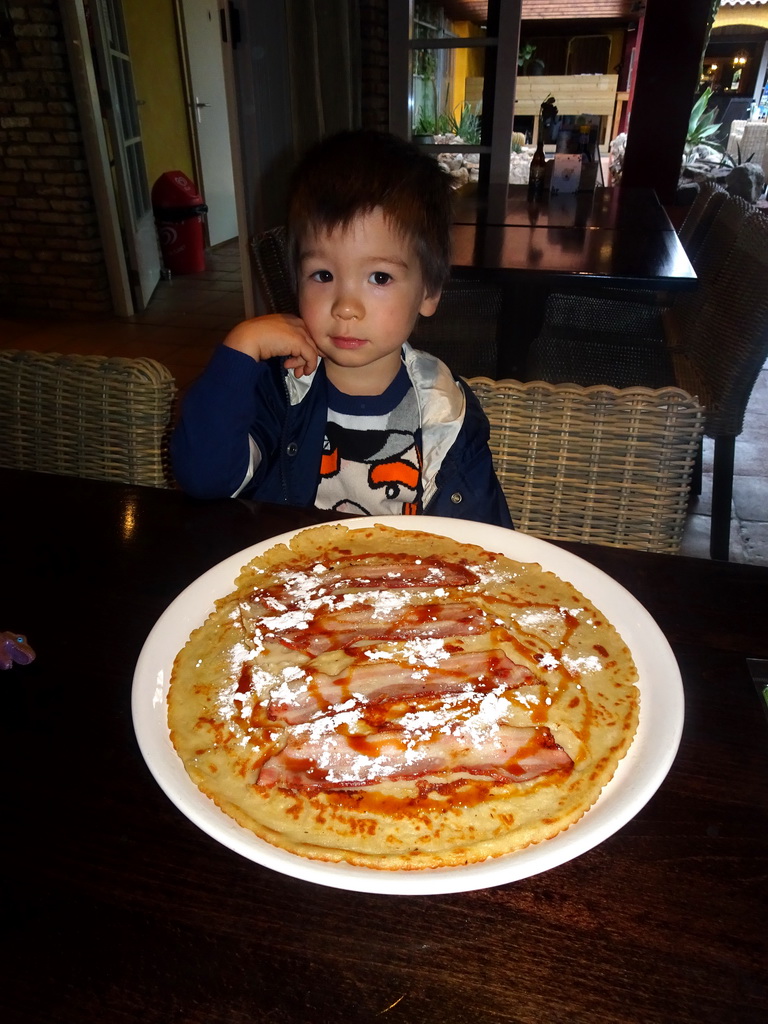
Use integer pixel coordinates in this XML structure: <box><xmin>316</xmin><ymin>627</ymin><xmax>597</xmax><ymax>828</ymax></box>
<box><xmin>677</xmin><ymin>181</ymin><xmax>729</xmax><ymax>262</ymax></box>
<box><xmin>528</xmin><ymin>187</ymin><xmax>749</xmax><ymax>384</ymax></box>
<box><xmin>526</xmin><ymin>199</ymin><xmax>768</xmax><ymax>560</ymax></box>
<box><xmin>409</xmin><ymin>281</ymin><xmax>501</xmax><ymax>378</ymax></box>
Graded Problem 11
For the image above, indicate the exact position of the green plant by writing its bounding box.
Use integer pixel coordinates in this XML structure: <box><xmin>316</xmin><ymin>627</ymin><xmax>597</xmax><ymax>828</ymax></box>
<box><xmin>445</xmin><ymin>102</ymin><xmax>481</xmax><ymax>144</ymax></box>
<box><xmin>518</xmin><ymin>42</ymin><xmax>536</xmax><ymax>71</ymax></box>
<box><xmin>685</xmin><ymin>86</ymin><xmax>724</xmax><ymax>157</ymax></box>
<box><xmin>413</xmin><ymin>48</ymin><xmax>441</xmax><ymax>136</ymax></box>
<box><xmin>413</xmin><ymin>106</ymin><xmax>436</xmax><ymax>136</ymax></box>
<box><xmin>722</xmin><ymin>142</ymin><xmax>757</xmax><ymax>168</ymax></box>
<box><xmin>517</xmin><ymin>42</ymin><xmax>545</xmax><ymax>74</ymax></box>
<box><xmin>412</xmin><ymin>107</ymin><xmax>451</xmax><ymax>137</ymax></box>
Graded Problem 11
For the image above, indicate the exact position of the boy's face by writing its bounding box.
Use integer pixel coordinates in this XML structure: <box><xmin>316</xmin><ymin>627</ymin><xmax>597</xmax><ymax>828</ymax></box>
<box><xmin>297</xmin><ymin>208</ymin><xmax>440</xmax><ymax>393</ymax></box>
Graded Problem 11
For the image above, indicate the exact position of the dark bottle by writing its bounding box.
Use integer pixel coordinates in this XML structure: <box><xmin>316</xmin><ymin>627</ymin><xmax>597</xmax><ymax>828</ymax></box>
<box><xmin>528</xmin><ymin>134</ymin><xmax>546</xmax><ymax>196</ymax></box>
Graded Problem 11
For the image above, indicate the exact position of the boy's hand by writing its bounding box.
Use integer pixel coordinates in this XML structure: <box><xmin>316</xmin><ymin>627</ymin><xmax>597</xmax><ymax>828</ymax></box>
<box><xmin>223</xmin><ymin>314</ymin><xmax>320</xmax><ymax>378</ymax></box>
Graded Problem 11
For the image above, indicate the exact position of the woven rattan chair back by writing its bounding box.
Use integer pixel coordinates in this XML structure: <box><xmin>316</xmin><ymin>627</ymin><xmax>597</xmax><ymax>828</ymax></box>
<box><xmin>467</xmin><ymin>376</ymin><xmax>704</xmax><ymax>554</ymax></box>
<box><xmin>410</xmin><ymin>281</ymin><xmax>501</xmax><ymax>378</ymax></box>
<box><xmin>250</xmin><ymin>226</ymin><xmax>299</xmax><ymax>316</ymax></box>
<box><xmin>670</xmin><ymin>205</ymin><xmax>768</xmax><ymax>436</ymax></box>
<box><xmin>671</xmin><ymin>192</ymin><xmax>753</xmax><ymax>343</ymax></box>
<box><xmin>524</xmin><ymin>200</ymin><xmax>767</xmax><ymax>559</ymax></box>
<box><xmin>249</xmin><ymin>225</ymin><xmax>501</xmax><ymax>378</ymax></box>
<box><xmin>531</xmin><ymin>190</ymin><xmax>751</xmax><ymax>357</ymax></box>
<box><xmin>668</xmin><ymin>205</ymin><xmax>768</xmax><ymax>559</ymax></box>
<box><xmin>677</xmin><ymin>181</ymin><xmax>729</xmax><ymax>261</ymax></box>
<box><xmin>0</xmin><ymin>351</ymin><xmax>177</xmax><ymax>488</ymax></box>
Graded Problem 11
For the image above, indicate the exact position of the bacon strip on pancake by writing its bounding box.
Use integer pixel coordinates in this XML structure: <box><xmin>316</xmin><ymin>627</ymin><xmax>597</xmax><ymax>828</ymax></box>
<box><xmin>277</xmin><ymin>600</ymin><xmax>490</xmax><ymax>656</ymax></box>
<box><xmin>306</xmin><ymin>555</ymin><xmax>480</xmax><ymax>590</ymax></box>
<box><xmin>267</xmin><ymin>649</ymin><xmax>533</xmax><ymax>725</ymax></box>
<box><xmin>241</xmin><ymin>555</ymin><xmax>480</xmax><ymax>614</ymax></box>
<box><xmin>258</xmin><ymin>721</ymin><xmax>573</xmax><ymax>791</ymax></box>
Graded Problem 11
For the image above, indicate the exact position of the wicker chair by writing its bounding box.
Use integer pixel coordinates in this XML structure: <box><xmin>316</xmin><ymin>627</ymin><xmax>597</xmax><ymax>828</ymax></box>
<box><xmin>250</xmin><ymin>226</ymin><xmax>299</xmax><ymax>316</ymax></box>
<box><xmin>527</xmin><ymin>193</ymin><xmax>754</xmax><ymax>384</ymax></box>
<box><xmin>409</xmin><ymin>281</ymin><xmax>500</xmax><ymax>378</ymax></box>
<box><xmin>0</xmin><ymin>350</ymin><xmax>177</xmax><ymax>488</ymax></box>
<box><xmin>466</xmin><ymin>376</ymin><xmax>705</xmax><ymax>554</ymax></box>
<box><xmin>525</xmin><ymin>198</ymin><xmax>766</xmax><ymax>559</ymax></box>
<box><xmin>677</xmin><ymin>181</ymin><xmax>729</xmax><ymax>262</ymax></box>
<box><xmin>250</xmin><ymin>225</ymin><xmax>501</xmax><ymax>378</ymax></box>
<box><xmin>669</xmin><ymin>209</ymin><xmax>768</xmax><ymax>559</ymax></box>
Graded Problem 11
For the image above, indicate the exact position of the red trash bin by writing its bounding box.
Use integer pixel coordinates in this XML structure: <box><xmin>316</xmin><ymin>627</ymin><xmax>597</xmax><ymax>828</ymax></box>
<box><xmin>151</xmin><ymin>171</ymin><xmax>208</xmax><ymax>275</ymax></box>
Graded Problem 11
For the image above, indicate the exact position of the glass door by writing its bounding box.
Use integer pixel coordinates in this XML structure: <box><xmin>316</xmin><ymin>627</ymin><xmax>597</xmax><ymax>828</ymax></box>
<box><xmin>89</xmin><ymin>0</ymin><xmax>161</xmax><ymax>309</ymax></box>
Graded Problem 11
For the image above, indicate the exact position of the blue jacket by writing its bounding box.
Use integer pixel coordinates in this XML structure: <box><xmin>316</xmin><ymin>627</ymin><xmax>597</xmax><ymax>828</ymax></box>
<box><xmin>171</xmin><ymin>343</ymin><xmax>513</xmax><ymax>529</ymax></box>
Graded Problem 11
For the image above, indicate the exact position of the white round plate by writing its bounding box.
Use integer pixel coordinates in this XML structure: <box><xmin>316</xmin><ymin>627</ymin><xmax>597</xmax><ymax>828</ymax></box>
<box><xmin>132</xmin><ymin>516</ymin><xmax>683</xmax><ymax>895</ymax></box>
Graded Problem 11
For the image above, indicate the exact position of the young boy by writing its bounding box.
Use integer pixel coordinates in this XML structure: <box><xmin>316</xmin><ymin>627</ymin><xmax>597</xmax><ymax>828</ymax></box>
<box><xmin>171</xmin><ymin>129</ymin><xmax>512</xmax><ymax>528</ymax></box>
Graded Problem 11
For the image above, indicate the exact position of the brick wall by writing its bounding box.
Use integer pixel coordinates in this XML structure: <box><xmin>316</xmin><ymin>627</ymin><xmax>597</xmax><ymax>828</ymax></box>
<box><xmin>0</xmin><ymin>1</ymin><xmax>389</xmax><ymax>320</ymax></box>
<box><xmin>359</xmin><ymin>0</ymin><xmax>389</xmax><ymax>132</ymax></box>
<box><xmin>0</xmin><ymin>0</ymin><xmax>111</xmax><ymax>316</ymax></box>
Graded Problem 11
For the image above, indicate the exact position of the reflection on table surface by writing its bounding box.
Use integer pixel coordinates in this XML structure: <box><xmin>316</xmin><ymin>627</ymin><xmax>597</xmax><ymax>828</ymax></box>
<box><xmin>450</xmin><ymin>184</ymin><xmax>697</xmax><ymax>288</ymax></box>
<box><xmin>453</xmin><ymin>184</ymin><xmax>675</xmax><ymax>229</ymax></box>
<box><xmin>2</xmin><ymin>469</ymin><xmax>766</xmax><ymax>1024</ymax></box>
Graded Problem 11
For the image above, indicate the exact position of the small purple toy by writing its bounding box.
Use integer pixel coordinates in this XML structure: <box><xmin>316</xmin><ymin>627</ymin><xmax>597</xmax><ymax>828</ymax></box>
<box><xmin>1</xmin><ymin>632</ymin><xmax>36</xmax><ymax>670</ymax></box>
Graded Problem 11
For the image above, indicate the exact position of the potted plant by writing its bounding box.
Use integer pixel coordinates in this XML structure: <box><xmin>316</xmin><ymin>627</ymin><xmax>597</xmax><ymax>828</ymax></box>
<box><xmin>412</xmin><ymin>106</ymin><xmax>438</xmax><ymax>143</ymax></box>
<box><xmin>445</xmin><ymin>102</ymin><xmax>481</xmax><ymax>145</ymax></box>
<box><xmin>412</xmin><ymin>107</ymin><xmax>455</xmax><ymax>143</ymax></box>
<box><xmin>518</xmin><ymin>42</ymin><xmax>544</xmax><ymax>75</ymax></box>
<box><xmin>684</xmin><ymin>86</ymin><xmax>725</xmax><ymax>161</ymax></box>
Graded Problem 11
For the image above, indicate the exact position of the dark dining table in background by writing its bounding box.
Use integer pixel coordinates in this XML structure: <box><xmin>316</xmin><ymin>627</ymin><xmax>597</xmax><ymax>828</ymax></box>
<box><xmin>451</xmin><ymin>184</ymin><xmax>696</xmax><ymax>287</ymax></box>
<box><xmin>450</xmin><ymin>184</ymin><xmax>697</xmax><ymax>377</ymax></box>
<box><xmin>2</xmin><ymin>469</ymin><xmax>767</xmax><ymax>1024</ymax></box>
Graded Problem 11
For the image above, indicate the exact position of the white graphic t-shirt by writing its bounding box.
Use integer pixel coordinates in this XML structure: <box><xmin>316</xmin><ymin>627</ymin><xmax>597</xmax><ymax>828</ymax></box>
<box><xmin>315</xmin><ymin>364</ymin><xmax>423</xmax><ymax>516</ymax></box>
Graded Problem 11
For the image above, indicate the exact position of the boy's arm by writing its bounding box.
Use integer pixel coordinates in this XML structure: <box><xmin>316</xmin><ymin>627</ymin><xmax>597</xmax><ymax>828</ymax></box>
<box><xmin>171</xmin><ymin>315</ymin><xmax>320</xmax><ymax>499</ymax></box>
<box><xmin>171</xmin><ymin>344</ymin><xmax>276</xmax><ymax>499</ymax></box>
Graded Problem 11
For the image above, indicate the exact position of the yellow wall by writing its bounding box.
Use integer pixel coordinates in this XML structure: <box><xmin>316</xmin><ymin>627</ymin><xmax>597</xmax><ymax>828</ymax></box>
<box><xmin>714</xmin><ymin>5</ymin><xmax>768</xmax><ymax>30</ymax></box>
<box><xmin>607</xmin><ymin>29</ymin><xmax>624</xmax><ymax>78</ymax></box>
<box><xmin>123</xmin><ymin>0</ymin><xmax>194</xmax><ymax>189</ymax></box>
<box><xmin>449</xmin><ymin>21</ymin><xmax>486</xmax><ymax>111</ymax></box>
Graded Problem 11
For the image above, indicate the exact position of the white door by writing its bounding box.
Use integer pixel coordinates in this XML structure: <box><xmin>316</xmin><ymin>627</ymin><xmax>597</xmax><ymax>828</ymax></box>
<box><xmin>88</xmin><ymin>0</ymin><xmax>161</xmax><ymax>310</ymax></box>
<box><xmin>181</xmin><ymin>0</ymin><xmax>238</xmax><ymax>246</ymax></box>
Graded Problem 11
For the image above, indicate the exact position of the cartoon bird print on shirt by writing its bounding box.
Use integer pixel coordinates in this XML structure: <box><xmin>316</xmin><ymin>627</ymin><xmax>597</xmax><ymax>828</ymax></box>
<box><xmin>318</xmin><ymin>423</ymin><xmax>422</xmax><ymax>516</ymax></box>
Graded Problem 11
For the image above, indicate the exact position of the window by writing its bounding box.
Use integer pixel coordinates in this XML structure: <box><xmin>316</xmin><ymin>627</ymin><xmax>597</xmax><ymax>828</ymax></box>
<box><xmin>389</xmin><ymin>0</ymin><xmax>523</xmax><ymax>188</ymax></box>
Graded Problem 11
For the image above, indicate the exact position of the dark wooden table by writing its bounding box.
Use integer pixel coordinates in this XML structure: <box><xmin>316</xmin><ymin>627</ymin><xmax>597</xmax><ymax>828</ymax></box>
<box><xmin>3</xmin><ymin>469</ymin><xmax>767</xmax><ymax>1024</ymax></box>
<box><xmin>450</xmin><ymin>184</ymin><xmax>697</xmax><ymax>289</ymax></box>
<box><xmin>449</xmin><ymin>185</ymin><xmax>696</xmax><ymax>378</ymax></box>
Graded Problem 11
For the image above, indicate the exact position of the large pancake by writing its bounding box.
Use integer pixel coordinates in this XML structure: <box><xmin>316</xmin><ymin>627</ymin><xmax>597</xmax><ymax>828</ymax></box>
<box><xmin>168</xmin><ymin>524</ymin><xmax>639</xmax><ymax>870</ymax></box>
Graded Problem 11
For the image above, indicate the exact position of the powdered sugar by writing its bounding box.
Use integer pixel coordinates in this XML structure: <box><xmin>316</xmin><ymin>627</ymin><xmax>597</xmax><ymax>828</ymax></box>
<box><xmin>562</xmin><ymin>653</ymin><xmax>603</xmax><ymax>675</ymax></box>
<box><xmin>364</xmin><ymin>636</ymin><xmax>450</xmax><ymax>667</ymax></box>
<box><xmin>235</xmin><ymin>542</ymin><xmax>587</xmax><ymax>788</ymax></box>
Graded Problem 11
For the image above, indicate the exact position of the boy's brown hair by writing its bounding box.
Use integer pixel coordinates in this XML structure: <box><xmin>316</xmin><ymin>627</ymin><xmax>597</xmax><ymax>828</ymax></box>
<box><xmin>286</xmin><ymin>129</ymin><xmax>454</xmax><ymax>297</ymax></box>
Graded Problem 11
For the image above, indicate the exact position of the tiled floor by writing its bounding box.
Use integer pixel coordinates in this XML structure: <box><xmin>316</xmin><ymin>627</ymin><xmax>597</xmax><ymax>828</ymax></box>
<box><xmin>1</xmin><ymin>241</ymin><xmax>245</xmax><ymax>401</ymax></box>
<box><xmin>682</xmin><ymin>369</ymin><xmax>768</xmax><ymax>565</ymax></box>
<box><xmin>2</xmin><ymin>240</ymin><xmax>766</xmax><ymax>565</ymax></box>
